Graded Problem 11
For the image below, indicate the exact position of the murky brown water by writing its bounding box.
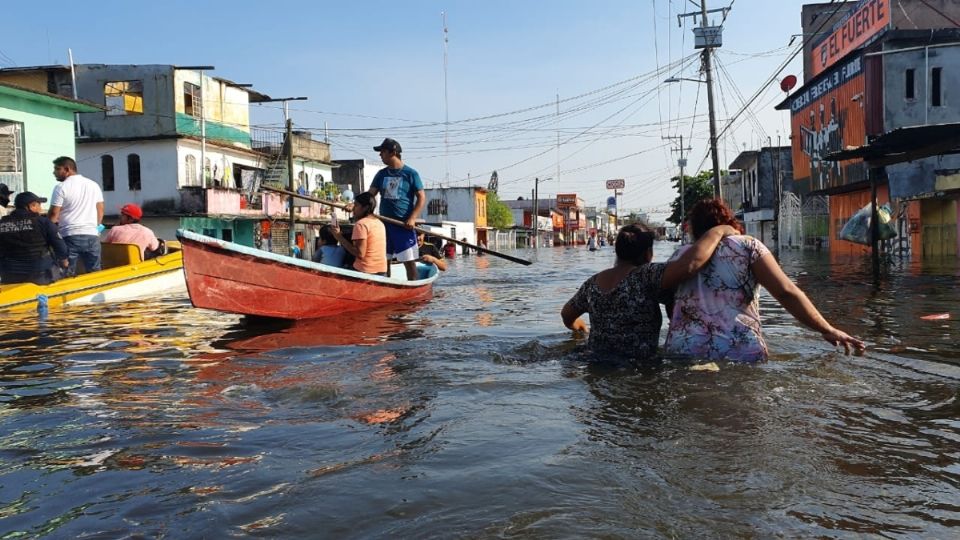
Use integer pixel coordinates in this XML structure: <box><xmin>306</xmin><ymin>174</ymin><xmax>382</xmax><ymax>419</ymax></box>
<box><xmin>1</xmin><ymin>243</ymin><xmax>959</xmax><ymax>538</ymax></box>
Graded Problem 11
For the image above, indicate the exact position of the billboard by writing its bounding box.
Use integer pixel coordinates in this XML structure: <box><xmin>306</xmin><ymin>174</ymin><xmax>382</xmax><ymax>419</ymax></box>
<box><xmin>810</xmin><ymin>0</ymin><xmax>889</xmax><ymax>77</ymax></box>
<box><xmin>606</xmin><ymin>196</ymin><xmax>617</xmax><ymax>209</ymax></box>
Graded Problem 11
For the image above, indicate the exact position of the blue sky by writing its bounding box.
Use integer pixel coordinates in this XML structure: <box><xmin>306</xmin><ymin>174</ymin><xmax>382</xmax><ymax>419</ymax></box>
<box><xmin>2</xmin><ymin>0</ymin><xmax>819</xmax><ymax>219</ymax></box>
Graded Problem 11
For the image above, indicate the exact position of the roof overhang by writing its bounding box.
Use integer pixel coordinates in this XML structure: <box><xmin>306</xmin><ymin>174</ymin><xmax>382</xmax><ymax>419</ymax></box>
<box><xmin>824</xmin><ymin>123</ymin><xmax>960</xmax><ymax>167</ymax></box>
<box><xmin>0</xmin><ymin>82</ymin><xmax>103</xmax><ymax>113</ymax></box>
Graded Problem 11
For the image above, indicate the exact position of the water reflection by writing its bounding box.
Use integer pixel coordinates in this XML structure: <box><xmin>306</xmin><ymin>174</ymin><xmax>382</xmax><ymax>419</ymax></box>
<box><xmin>2</xmin><ymin>246</ymin><xmax>960</xmax><ymax>537</ymax></box>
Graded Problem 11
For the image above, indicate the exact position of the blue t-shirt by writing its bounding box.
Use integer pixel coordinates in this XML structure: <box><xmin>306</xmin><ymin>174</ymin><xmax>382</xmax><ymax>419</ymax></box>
<box><xmin>371</xmin><ymin>165</ymin><xmax>423</xmax><ymax>220</ymax></box>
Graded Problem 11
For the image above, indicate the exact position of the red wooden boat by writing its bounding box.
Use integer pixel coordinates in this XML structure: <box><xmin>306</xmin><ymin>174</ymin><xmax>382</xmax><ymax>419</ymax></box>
<box><xmin>177</xmin><ymin>229</ymin><xmax>439</xmax><ymax>320</ymax></box>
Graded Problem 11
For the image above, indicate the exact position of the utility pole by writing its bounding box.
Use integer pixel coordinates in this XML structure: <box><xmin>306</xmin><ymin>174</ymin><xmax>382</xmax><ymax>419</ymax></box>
<box><xmin>663</xmin><ymin>135</ymin><xmax>692</xmax><ymax>242</ymax></box>
<box><xmin>678</xmin><ymin>2</ymin><xmax>729</xmax><ymax>199</ymax></box>
<box><xmin>286</xmin><ymin>118</ymin><xmax>296</xmax><ymax>256</ymax></box>
<box><xmin>701</xmin><ymin>1</ymin><xmax>722</xmax><ymax>199</ymax></box>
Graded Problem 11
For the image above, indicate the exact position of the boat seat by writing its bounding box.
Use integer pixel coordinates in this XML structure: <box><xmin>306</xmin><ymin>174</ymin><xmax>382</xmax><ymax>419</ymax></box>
<box><xmin>100</xmin><ymin>242</ymin><xmax>143</xmax><ymax>269</ymax></box>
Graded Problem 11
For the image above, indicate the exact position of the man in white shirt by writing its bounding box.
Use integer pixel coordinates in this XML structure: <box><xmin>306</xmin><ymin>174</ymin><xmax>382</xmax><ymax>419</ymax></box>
<box><xmin>48</xmin><ymin>156</ymin><xmax>104</xmax><ymax>274</ymax></box>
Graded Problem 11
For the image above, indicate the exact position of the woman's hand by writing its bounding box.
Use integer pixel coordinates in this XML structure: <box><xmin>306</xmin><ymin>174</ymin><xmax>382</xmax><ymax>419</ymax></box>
<box><xmin>821</xmin><ymin>327</ymin><xmax>866</xmax><ymax>355</ymax></box>
<box><xmin>716</xmin><ymin>224</ymin><xmax>739</xmax><ymax>237</ymax></box>
<box><xmin>569</xmin><ymin>318</ymin><xmax>588</xmax><ymax>334</ymax></box>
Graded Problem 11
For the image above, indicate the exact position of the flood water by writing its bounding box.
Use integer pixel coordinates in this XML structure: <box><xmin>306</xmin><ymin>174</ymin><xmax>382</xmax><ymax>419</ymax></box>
<box><xmin>2</xmin><ymin>243</ymin><xmax>960</xmax><ymax>538</ymax></box>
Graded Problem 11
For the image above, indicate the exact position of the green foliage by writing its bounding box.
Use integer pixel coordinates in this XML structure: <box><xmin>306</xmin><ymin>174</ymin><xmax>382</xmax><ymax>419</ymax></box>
<box><xmin>668</xmin><ymin>170</ymin><xmax>721</xmax><ymax>225</ymax></box>
<box><xmin>486</xmin><ymin>191</ymin><xmax>514</xmax><ymax>229</ymax></box>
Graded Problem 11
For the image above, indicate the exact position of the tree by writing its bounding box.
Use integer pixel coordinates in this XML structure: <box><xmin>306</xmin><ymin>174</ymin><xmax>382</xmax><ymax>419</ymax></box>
<box><xmin>667</xmin><ymin>170</ymin><xmax>720</xmax><ymax>225</ymax></box>
<box><xmin>486</xmin><ymin>191</ymin><xmax>514</xmax><ymax>229</ymax></box>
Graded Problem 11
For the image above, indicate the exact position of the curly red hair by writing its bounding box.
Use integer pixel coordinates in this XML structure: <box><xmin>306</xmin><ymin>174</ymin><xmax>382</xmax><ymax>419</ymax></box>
<box><xmin>689</xmin><ymin>198</ymin><xmax>744</xmax><ymax>239</ymax></box>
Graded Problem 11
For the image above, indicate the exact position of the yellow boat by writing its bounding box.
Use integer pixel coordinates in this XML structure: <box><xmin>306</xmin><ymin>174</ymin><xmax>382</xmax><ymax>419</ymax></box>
<box><xmin>0</xmin><ymin>241</ymin><xmax>185</xmax><ymax>313</ymax></box>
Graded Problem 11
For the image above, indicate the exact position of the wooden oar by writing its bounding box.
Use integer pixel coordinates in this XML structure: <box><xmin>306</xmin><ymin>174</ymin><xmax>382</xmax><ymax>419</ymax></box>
<box><xmin>261</xmin><ymin>186</ymin><xmax>533</xmax><ymax>266</ymax></box>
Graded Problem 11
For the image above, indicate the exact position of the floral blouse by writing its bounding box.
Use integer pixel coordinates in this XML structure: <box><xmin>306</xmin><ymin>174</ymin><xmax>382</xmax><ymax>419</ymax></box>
<box><xmin>663</xmin><ymin>235</ymin><xmax>771</xmax><ymax>362</ymax></box>
<box><xmin>568</xmin><ymin>263</ymin><xmax>667</xmax><ymax>360</ymax></box>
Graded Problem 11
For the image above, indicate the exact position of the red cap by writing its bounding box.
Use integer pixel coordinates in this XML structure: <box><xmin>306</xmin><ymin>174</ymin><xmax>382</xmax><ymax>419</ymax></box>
<box><xmin>120</xmin><ymin>203</ymin><xmax>143</xmax><ymax>220</ymax></box>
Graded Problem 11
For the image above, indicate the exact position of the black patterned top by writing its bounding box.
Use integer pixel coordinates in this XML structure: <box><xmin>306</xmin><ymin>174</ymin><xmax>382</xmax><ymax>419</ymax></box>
<box><xmin>568</xmin><ymin>263</ymin><xmax>667</xmax><ymax>360</ymax></box>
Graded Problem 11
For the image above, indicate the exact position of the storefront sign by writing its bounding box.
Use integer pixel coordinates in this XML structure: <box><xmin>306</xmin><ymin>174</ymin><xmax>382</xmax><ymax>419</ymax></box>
<box><xmin>810</xmin><ymin>0</ymin><xmax>889</xmax><ymax>77</ymax></box>
<box><xmin>605</xmin><ymin>179</ymin><xmax>625</xmax><ymax>190</ymax></box>
<box><xmin>556</xmin><ymin>193</ymin><xmax>578</xmax><ymax>207</ymax></box>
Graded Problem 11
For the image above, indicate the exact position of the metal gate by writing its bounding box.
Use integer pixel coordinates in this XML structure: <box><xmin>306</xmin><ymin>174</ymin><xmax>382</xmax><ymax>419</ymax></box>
<box><xmin>778</xmin><ymin>192</ymin><xmax>803</xmax><ymax>250</ymax></box>
<box><xmin>801</xmin><ymin>195</ymin><xmax>830</xmax><ymax>250</ymax></box>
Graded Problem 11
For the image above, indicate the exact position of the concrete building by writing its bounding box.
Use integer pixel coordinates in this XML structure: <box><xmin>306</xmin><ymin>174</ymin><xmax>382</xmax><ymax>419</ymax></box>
<box><xmin>729</xmin><ymin>147</ymin><xmax>792</xmax><ymax>248</ymax></box>
<box><xmin>0</xmin><ymin>82</ymin><xmax>101</xmax><ymax>201</ymax></box>
<box><xmin>0</xmin><ymin>64</ymin><xmax>337</xmax><ymax>256</ymax></box>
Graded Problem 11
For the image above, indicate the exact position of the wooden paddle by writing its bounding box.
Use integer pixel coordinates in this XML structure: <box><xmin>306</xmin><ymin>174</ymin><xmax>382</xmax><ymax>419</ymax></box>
<box><xmin>261</xmin><ymin>186</ymin><xmax>533</xmax><ymax>266</ymax></box>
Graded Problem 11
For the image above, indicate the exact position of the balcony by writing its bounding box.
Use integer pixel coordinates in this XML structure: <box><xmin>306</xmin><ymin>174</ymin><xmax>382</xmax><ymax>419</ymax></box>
<box><xmin>180</xmin><ymin>186</ymin><xmax>338</xmax><ymax>221</ymax></box>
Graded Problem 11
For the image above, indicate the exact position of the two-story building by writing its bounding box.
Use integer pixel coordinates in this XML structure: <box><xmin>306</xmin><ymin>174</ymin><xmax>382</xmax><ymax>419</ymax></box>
<box><xmin>0</xmin><ymin>64</ymin><xmax>339</xmax><ymax>257</ymax></box>
<box><xmin>777</xmin><ymin>0</ymin><xmax>960</xmax><ymax>258</ymax></box>
<box><xmin>728</xmin><ymin>147</ymin><xmax>792</xmax><ymax>248</ymax></box>
<box><xmin>419</xmin><ymin>186</ymin><xmax>488</xmax><ymax>248</ymax></box>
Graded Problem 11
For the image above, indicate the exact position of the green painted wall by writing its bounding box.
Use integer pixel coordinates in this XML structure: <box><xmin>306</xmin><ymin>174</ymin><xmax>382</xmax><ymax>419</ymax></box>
<box><xmin>179</xmin><ymin>217</ymin><xmax>257</xmax><ymax>248</ymax></box>
<box><xmin>0</xmin><ymin>94</ymin><xmax>79</xmax><ymax>198</ymax></box>
<box><xmin>175</xmin><ymin>113</ymin><xmax>252</xmax><ymax>146</ymax></box>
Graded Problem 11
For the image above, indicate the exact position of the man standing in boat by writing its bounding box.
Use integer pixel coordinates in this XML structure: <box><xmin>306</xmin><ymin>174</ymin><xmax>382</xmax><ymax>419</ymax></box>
<box><xmin>367</xmin><ymin>138</ymin><xmax>425</xmax><ymax>281</ymax></box>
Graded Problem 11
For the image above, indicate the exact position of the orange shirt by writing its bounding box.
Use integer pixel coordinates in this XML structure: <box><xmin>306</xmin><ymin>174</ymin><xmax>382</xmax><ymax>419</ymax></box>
<box><xmin>351</xmin><ymin>215</ymin><xmax>387</xmax><ymax>274</ymax></box>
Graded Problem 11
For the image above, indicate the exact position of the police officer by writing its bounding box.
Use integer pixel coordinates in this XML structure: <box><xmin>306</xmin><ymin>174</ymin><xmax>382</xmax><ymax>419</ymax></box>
<box><xmin>0</xmin><ymin>192</ymin><xmax>69</xmax><ymax>285</ymax></box>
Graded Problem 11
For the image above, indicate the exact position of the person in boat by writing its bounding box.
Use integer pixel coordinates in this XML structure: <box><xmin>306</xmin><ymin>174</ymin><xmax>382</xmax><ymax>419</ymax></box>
<box><xmin>48</xmin><ymin>156</ymin><xmax>104</xmax><ymax>275</ymax></box>
<box><xmin>560</xmin><ymin>221</ymin><xmax>737</xmax><ymax>362</ymax></box>
<box><xmin>330</xmin><ymin>192</ymin><xmax>387</xmax><ymax>276</ymax></box>
<box><xmin>312</xmin><ymin>224</ymin><xmax>347</xmax><ymax>268</ymax></box>
<box><xmin>0</xmin><ymin>192</ymin><xmax>69</xmax><ymax>285</ymax></box>
<box><xmin>416</xmin><ymin>231</ymin><xmax>447</xmax><ymax>272</ymax></box>
<box><xmin>663</xmin><ymin>198</ymin><xmax>866</xmax><ymax>362</ymax></box>
<box><xmin>367</xmin><ymin>138</ymin><xmax>425</xmax><ymax>281</ymax></box>
<box><xmin>102</xmin><ymin>203</ymin><xmax>162</xmax><ymax>260</ymax></box>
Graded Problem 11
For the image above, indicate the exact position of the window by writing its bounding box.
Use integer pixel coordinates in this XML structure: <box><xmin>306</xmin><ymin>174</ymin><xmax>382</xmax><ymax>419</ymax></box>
<box><xmin>315</xmin><ymin>173</ymin><xmax>325</xmax><ymax>185</ymax></box>
<box><xmin>222</xmin><ymin>229</ymin><xmax>233</xmax><ymax>242</ymax></box>
<box><xmin>184</xmin><ymin>155</ymin><xmax>198</xmax><ymax>186</ymax></box>
<box><xmin>101</xmin><ymin>155</ymin><xmax>115</xmax><ymax>191</ymax></box>
<box><xmin>204</xmin><ymin>158</ymin><xmax>211</xmax><ymax>184</ymax></box>
<box><xmin>127</xmin><ymin>154</ymin><xmax>141</xmax><ymax>190</ymax></box>
<box><xmin>183</xmin><ymin>82</ymin><xmax>202</xmax><ymax>118</ymax></box>
<box><xmin>0</xmin><ymin>122</ymin><xmax>23</xmax><ymax>173</ymax></box>
<box><xmin>931</xmin><ymin>67</ymin><xmax>942</xmax><ymax>107</ymax></box>
<box><xmin>104</xmin><ymin>81</ymin><xmax>144</xmax><ymax>116</ymax></box>
<box><xmin>905</xmin><ymin>69</ymin><xmax>915</xmax><ymax>100</ymax></box>
<box><xmin>428</xmin><ymin>199</ymin><xmax>448</xmax><ymax>215</ymax></box>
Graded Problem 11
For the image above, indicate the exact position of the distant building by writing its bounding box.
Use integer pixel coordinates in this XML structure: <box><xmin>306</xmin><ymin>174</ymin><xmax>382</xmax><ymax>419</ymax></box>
<box><xmin>420</xmin><ymin>186</ymin><xmax>489</xmax><ymax>246</ymax></box>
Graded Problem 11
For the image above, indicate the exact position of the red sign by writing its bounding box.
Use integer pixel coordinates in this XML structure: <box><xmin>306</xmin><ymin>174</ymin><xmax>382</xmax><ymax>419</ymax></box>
<box><xmin>556</xmin><ymin>193</ymin><xmax>578</xmax><ymax>208</ymax></box>
<box><xmin>811</xmin><ymin>0</ymin><xmax>889</xmax><ymax>77</ymax></box>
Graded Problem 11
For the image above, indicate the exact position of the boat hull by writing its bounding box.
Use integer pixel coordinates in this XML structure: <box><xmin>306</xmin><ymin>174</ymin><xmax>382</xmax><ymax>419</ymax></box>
<box><xmin>0</xmin><ymin>251</ymin><xmax>185</xmax><ymax>313</ymax></box>
<box><xmin>177</xmin><ymin>230</ymin><xmax>437</xmax><ymax>320</ymax></box>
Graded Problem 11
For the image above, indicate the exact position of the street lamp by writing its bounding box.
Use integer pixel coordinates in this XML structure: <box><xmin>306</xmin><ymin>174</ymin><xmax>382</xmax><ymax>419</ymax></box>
<box><xmin>664</xmin><ymin>71</ymin><xmax>722</xmax><ymax>200</ymax></box>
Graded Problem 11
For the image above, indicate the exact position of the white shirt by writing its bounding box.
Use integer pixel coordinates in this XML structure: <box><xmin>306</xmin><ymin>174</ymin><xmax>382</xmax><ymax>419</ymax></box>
<box><xmin>50</xmin><ymin>173</ymin><xmax>104</xmax><ymax>237</ymax></box>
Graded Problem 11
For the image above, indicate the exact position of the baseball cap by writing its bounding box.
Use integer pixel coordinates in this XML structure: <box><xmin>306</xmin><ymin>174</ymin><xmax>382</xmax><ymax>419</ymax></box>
<box><xmin>14</xmin><ymin>192</ymin><xmax>47</xmax><ymax>209</ymax></box>
<box><xmin>0</xmin><ymin>184</ymin><xmax>12</xmax><ymax>196</ymax></box>
<box><xmin>373</xmin><ymin>138</ymin><xmax>402</xmax><ymax>154</ymax></box>
<box><xmin>120</xmin><ymin>203</ymin><xmax>143</xmax><ymax>220</ymax></box>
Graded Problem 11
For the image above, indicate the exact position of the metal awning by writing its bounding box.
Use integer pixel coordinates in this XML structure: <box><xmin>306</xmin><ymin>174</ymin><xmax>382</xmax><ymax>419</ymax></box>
<box><xmin>825</xmin><ymin>123</ymin><xmax>960</xmax><ymax>166</ymax></box>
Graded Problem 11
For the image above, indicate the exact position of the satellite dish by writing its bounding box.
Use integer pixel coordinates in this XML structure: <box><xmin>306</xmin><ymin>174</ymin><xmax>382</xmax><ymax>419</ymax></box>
<box><xmin>780</xmin><ymin>75</ymin><xmax>798</xmax><ymax>93</ymax></box>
